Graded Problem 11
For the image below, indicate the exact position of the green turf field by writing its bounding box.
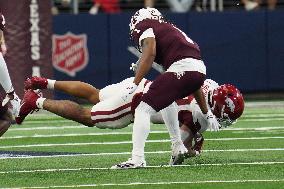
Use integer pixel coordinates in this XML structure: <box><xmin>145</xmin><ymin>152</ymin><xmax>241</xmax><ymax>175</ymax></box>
<box><xmin>0</xmin><ymin>102</ymin><xmax>284</xmax><ymax>189</ymax></box>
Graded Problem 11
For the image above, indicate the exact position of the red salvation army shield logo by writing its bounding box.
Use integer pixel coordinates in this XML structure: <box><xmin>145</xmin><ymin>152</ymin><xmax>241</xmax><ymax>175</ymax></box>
<box><xmin>52</xmin><ymin>32</ymin><xmax>89</xmax><ymax>77</ymax></box>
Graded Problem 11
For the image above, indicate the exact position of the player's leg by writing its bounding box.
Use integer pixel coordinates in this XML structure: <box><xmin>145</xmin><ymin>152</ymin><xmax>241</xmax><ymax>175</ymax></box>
<box><xmin>42</xmin><ymin>99</ymin><xmax>93</xmax><ymax>126</ymax></box>
<box><xmin>0</xmin><ymin>120</ymin><xmax>11</xmax><ymax>137</ymax></box>
<box><xmin>54</xmin><ymin>81</ymin><xmax>100</xmax><ymax>104</ymax></box>
<box><xmin>25</xmin><ymin>77</ymin><xmax>100</xmax><ymax>104</ymax></box>
<box><xmin>0</xmin><ymin>54</ymin><xmax>20</xmax><ymax>116</ymax></box>
<box><xmin>0</xmin><ymin>54</ymin><xmax>13</xmax><ymax>94</ymax></box>
<box><xmin>16</xmin><ymin>90</ymin><xmax>93</xmax><ymax>126</ymax></box>
<box><xmin>0</xmin><ymin>108</ymin><xmax>13</xmax><ymax>137</ymax></box>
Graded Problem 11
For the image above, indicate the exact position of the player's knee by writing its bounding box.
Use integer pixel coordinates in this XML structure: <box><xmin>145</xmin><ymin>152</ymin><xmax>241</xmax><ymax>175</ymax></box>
<box><xmin>136</xmin><ymin>101</ymin><xmax>156</xmax><ymax>115</ymax></box>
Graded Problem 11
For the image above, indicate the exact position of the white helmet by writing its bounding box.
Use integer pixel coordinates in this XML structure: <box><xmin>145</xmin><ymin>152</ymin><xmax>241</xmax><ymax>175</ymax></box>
<box><xmin>129</xmin><ymin>8</ymin><xmax>163</xmax><ymax>34</ymax></box>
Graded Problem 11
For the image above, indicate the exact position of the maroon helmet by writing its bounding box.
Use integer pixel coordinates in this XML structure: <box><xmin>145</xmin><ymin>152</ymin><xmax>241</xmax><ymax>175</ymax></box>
<box><xmin>208</xmin><ymin>84</ymin><xmax>244</xmax><ymax>127</ymax></box>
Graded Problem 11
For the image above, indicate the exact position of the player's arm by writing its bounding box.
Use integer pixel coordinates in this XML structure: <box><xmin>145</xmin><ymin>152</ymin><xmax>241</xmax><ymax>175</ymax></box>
<box><xmin>193</xmin><ymin>89</ymin><xmax>208</xmax><ymax>114</ymax></box>
<box><xmin>133</xmin><ymin>37</ymin><xmax>156</xmax><ymax>85</ymax></box>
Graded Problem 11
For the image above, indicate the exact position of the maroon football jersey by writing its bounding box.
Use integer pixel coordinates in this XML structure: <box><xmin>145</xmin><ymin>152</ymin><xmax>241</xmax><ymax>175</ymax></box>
<box><xmin>0</xmin><ymin>13</ymin><xmax>5</xmax><ymax>31</ymax></box>
<box><xmin>132</xmin><ymin>19</ymin><xmax>201</xmax><ymax>70</ymax></box>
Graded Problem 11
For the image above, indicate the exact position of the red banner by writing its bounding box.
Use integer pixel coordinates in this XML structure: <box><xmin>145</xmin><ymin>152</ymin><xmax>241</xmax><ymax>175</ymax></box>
<box><xmin>0</xmin><ymin>0</ymin><xmax>53</xmax><ymax>98</ymax></box>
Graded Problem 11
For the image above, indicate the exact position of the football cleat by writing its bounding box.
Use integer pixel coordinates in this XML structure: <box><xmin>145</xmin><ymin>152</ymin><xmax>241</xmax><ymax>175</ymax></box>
<box><xmin>24</xmin><ymin>76</ymin><xmax>48</xmax><ymax>90</ymax></box>
<box><xmin>192</xmin><ymin>133</ymin><xmax>204</xmax><ymax>154</ymax></box>
<box><xmin>111</xmin><ymin>158</ymin><xmax>146</xmax><ymax>169</ymax></box>
<box><xmin>2</xmin><ymin>92</ymin><xmax>21</xmax><ymax>117</ymax></box>
<box><xmin>169</xmin><ymin>141</ymin><xmax>189</xmax><ymax>165</ymax></box>
<box><xmin>15</xmin><ymin>90</ymin><xmax>40</xmax><ymax>124</ymax></box>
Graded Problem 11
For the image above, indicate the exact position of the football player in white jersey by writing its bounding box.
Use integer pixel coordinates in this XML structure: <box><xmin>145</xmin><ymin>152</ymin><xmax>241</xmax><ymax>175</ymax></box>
<box><xmin>17</xmin><ymin>76</ymin><xmax>150</xmax><ymax>129</ymax></box>
<box><xmin>0</xmin><ymin>13</ymin><xmax>21</xmax><ymax>117</ymax></box>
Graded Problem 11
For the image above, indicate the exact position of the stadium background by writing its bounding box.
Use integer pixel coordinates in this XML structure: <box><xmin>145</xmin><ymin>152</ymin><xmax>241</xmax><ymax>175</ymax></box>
<box><xmin>0</xmin><ymin>0</ymin><xmax>283</xmax><ymax>100</ymax></box>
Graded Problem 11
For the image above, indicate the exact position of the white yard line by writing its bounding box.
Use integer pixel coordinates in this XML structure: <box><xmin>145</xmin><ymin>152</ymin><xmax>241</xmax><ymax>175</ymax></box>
<box><xmin>1</xmin><ymin>131</ymin><xmax>169</xmax><ymax>139</ymax></box>
<box><xmin>240</xmin><ymin>118</ymin><xmax>284</xmax><ymax>122</ymax></box>
<box><xmin>2</xmin><ymin>179</ymin><xmax>284</xmax><ymax>189</ymax></box>
<box><xmin>1</xmin><ymin>148</ymin><xmax>284</xmax><ymax>159</ymax></box>
<box><xmin>5</xmin><ymin>126</ymin><xmax>284</xmax><ymax>137</ymax></box>
<box><xmin>1</xmin><ymin>137</ymin><xmax>284</xmax><ymax>148</ymax></box>
<box><xmin>0</xmin><ymin>161</ymin><xmax>283</xmax><ymax>174</ymax></box>
<box><xmin>243</xmin><ymin>114</ymin><xmax>284</xmax><ymax>118</ymax></box>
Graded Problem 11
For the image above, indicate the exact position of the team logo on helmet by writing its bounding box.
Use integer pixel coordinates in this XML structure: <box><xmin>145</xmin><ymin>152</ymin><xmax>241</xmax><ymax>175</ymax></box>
<box><xmin>52</xmin><ymin>32</ymin><xmax>89</xmax><ymax>77</ymax></box>
<box><xmin>209</xmin><ymin>84</ymin><xmax>244</xmax><ymax>128</ymax></box>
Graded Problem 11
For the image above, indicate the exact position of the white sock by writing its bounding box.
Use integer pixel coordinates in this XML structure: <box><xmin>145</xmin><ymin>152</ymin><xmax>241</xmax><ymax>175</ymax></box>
<box><xmin>0</xmin><ymin>53</ymin><xmax>14</xmax><ymax>93</ymax></box>
<box><xmin>160</xmin><ymin>102</ymin><xmax>182</xmax><ymax>144</ymax></box>
<box><xmin>132</xmin><ymin>101</ymin><xmax>156</xmax><ymax>162</ymax></box>
<box><xmin>36</xmin><ymin>97</ymin><xmax>46</xmax><ymax>109</ymax></box>
<box><xmin>47</xmin><ymin>79</ymin><xmax>56</xmax><ymax>89</ymax></box>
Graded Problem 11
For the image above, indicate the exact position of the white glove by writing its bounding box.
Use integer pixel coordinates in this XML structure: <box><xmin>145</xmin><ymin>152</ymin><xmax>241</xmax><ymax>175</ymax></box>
<box><xmin>130</xmin><ymin>60</ymin><xmax>139</xmax><ymax>73</ymax></box>
<box><xmin>204</xmin><ymin>110</ymin><xmax>220</xmax><ymax>132</ymax></box>
<box><xmin>2</xmin><ymin>93</ymin><xmax>21</xmax><ymax>117</ymax></box>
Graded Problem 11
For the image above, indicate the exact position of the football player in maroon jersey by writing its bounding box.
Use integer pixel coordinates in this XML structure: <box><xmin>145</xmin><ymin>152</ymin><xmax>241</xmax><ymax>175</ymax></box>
<box><xmin>0</xmin><ymin>13</ymin><xmax>21</xmax><ymax>117</ymax></box>
<box><xmin>112</xmin><ymin>8</ymin><xmax>220</xmax><ymax>169</ymax></box>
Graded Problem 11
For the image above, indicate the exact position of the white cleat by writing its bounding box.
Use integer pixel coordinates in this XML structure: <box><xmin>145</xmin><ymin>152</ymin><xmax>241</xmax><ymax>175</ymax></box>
<box><xmin>111</xmin><ymin>158</ymin><xmax>146</xmax><ymax>169</ymax></box>
<box><xmin>169</xmin><ymin>141</ymin><xmax>189</xmax><ymax>166</ymax></box>
<box><xmin>2</xmin><ymin>93</ymin><xmax>21</xmax><ymax>117</ymax></box>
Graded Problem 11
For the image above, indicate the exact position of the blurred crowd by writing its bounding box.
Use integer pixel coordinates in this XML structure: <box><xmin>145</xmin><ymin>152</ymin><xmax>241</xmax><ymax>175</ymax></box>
<box><xmin>52</xmin><ymin>0</ymin><xmax>281</xmax><ymax>14</ymax></box>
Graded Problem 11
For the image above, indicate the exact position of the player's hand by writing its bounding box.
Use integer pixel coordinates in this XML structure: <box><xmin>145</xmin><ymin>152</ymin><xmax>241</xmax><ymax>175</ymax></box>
<box><xmin>130</xmin><ymin>62</ymin><xmax>138</xmax><ymax>72</ymax></box>
<box><xmin>204</xmin><ymin>110</ymin><xmax>220</xmax><ymax>132</ymax></box>
<box><xmin>1</xmin><ymin>43</ymin><xmax>7</xmax><ymax>56</ymax></box>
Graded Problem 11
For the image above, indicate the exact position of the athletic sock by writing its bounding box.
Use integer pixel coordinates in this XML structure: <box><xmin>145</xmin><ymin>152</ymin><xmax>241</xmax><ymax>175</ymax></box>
<box><xmin>160</xmin><ymin>102</ymin><xmax>183</xmax><ymax>144</ymax></box>
<box><xmin>47</xmin><ymin>79</ymin><xmax>56</xmax><ymax>89</ymax></box>
<box><xmin>36</xmin><ymin>97</ymin><xmax>46</xmax><ymax>109</ymax></box>
<box><xmin>132</xmin><ymin>101</ymin><xmax>156</xmax><ymax>162</ymax></box>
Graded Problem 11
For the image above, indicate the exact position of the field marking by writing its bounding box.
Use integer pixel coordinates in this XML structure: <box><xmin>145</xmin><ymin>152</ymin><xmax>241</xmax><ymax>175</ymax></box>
<box><xmin>3</xmin><ymin>131</ymin><xmax>284</xmax><ymax>139</ymax></box>
<box><xmin>0</xmin><ymin>161</ymin><xmax>284</xmax><ymax>174</ymax></box>
<box><xmin>240</xmin><ymin>118</ymin><xmax>284</xmax><ymax>122</ymax></box>
<box><xmin>1</xmin><ymin>131</ymin><xmax>169</xmax><ymax>139</ymax></box>
<box><xmin>2</xmin><ymin>179</ymin><xmax>284</xmax><ymax>189</ymax></box>
<box><xmin>1</xmin><ymin>136</ymin><xmax>284</xmax><ymax>148</ymax></box>
<box><xmin>243</xmin><ymin>114</ymin><xmax>284</xmax><ymax>118</ymax></box>
<box><xmin>1</xmin><ymin>148</ymin><xmax>284</xmax><ymax>159</ymax></box>
<box><xmin>5</xmin><ymin>126</ymin><xmax>284</xmax><ymax>136</ymax></box>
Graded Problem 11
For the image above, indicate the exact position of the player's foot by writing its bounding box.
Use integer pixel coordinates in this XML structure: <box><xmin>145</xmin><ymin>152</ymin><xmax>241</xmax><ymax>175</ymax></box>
<box><xmin>169</xmin><ymin>141</ymin><xmax>189</xmax><ymax>165</ymax></box>
<box><xmin>15</xmin><ymin>90</ymin><xmax>40</xmax><ymax>124</ymax></box>
<box><xmin>111</xmin><ymin>158</ymin><xmax>146</xmax><ymax>169</ymax></box>
<box><xmin>24</xmin><ymin>76</ymin><xmax>48</xmax><ymax>90</ymax></box>
<box><xmin>192</xmin><ymin>133</ymin><xmax>204</xmax><ymax>154</ymax></box>
<box><xmin>2</xmin><ymin>92</ymin><xmax>21</xmax><ymax>117</ymax></box>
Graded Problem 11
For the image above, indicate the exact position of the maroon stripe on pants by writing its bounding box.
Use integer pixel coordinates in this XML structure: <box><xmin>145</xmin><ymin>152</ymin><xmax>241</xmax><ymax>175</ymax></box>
<box><xmin>91</xmin><ymin>103</ymin><xmax>131</xmax><ymax>116</ymax></box>
<box><xmin>92</xmin><ymin>111</ymin><xmax>132</xmax><ymax>124</ymax></box>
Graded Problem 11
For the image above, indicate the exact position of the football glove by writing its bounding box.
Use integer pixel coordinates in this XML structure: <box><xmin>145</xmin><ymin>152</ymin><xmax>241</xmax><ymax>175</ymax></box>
<box><xmin>204</xmin><ymin>110</ymin><xmax>220</xmax><ymax>132</ymax></box>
